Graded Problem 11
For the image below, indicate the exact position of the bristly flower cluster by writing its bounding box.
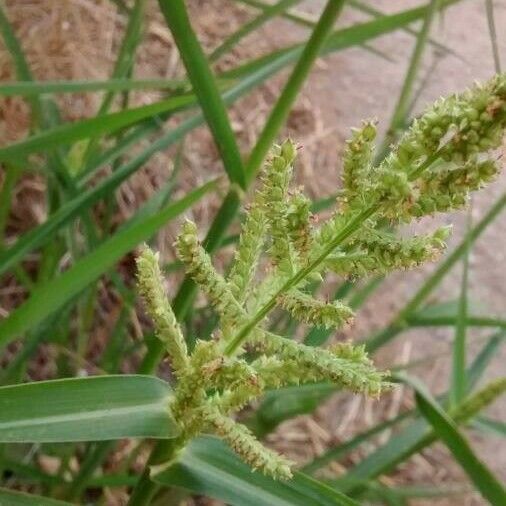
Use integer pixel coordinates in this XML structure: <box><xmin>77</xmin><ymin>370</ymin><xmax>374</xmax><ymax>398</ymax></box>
<box><xmin>136</xmin><ymin>74</ymin><xmax>506</xmax><ymax>480</ymax></box>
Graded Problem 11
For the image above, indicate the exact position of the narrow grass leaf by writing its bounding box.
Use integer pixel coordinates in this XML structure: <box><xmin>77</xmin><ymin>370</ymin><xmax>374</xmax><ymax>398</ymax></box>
<box><xmin>0</xmin><ymin>488</ymin><xmax>73</xmax><ymax>506</ymax></box>
<box><xmin>415</xmin><ymin>383</ymin><xmax>506</xmax><ymax>505</ymax></box>
<box><xmin>485</xmin><ymin>0</ymin><xmax>502</xmax><ymax>73</ymax></box>
<box><xmin>157</xmin><ymin>0</ymin><xmax>246</xmax><ymax>188</ymax></box>
<box><xmin>473</xmin><ymin>416</ymin><xmax>506</xmax><ymax>438</ymax></box>
<box><xmin>0</xmin><ymin>180</ymin><xmax>217</xmax><ymax>348</ymax></box>
<box><xmin>0</xmin><ymin>78</ymin><xmax>193</xmax><ymax>96</ymax></box>
<box><xmin>0</xmin><ymin>94</ymin><xmax>196</xmax><ymax>162</ymax></box>
<box><xmin>466</xmin><ymin>330</ymin><xmax>505</xmax><ymax>392</ymax></box>
<box><xmin>406</xmin><ymin>302</ymin><xmax>506</xmax><ymax>330</ymax></box>
<box><xmin>210</xmin><ymin>0</ymin><xmax>303</xmax><ymax>62</ymax></box>
<box><xmin>0</xmin><ymin>4</ymin><xmax>42</xmax><ymax>124</ymax></box>
<box><xmin>347</xmin><ymin>0</ymin><xmax>459</xmax><ymax>59</ymax></box>
<box><xmin>451</xmin><ymin>229</ymin><xmax>470</xmax><ymax>406</ymax></box>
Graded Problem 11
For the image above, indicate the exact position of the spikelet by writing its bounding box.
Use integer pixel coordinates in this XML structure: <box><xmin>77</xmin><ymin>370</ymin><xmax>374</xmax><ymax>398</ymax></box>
<box><xmin>373</xmin><ymin>75</ymin><xmax>506</xmax><ymax>222</ymax></box>
<box><xmin>400</xmin><ymin>74</ymin><xmax>506</xmax><ymax>165</ymax></box>
<box><xmin>341</xmin><ymin>120</ymin><xmax>377</xmax><ymax>206</ymax></box>
<box><xmin>228</xmin><ymin>202</ymin><xmax>266</xmax><ymax>303</ymax></box>
<box><xmin>251</xmin><ymin>354</ymin><xmax>322</xmax><ymax>388</ymax></box>
<box><xmin>286</xmin><ymin>189</ymin><xmax>314</xmax><ymax>265</ymax></box>
<box><xmin>260</xmin><ymin>333</ymin><xmax>388</xmax><ymax>397</ymax></box>
<box><xmin>413</xmin><ymin>159</ymin><xmax>499</xmax><ymax>216</ymax></box>
<box><xmin>204</xmin><ymin>407</ymin><xmax>294</xmax><ymax>480</ymax></box>
<box><xmin>170</xmin><ymin>340</ymin><xmax>216</xmax><ymax>419</ymax></box>
<box><xmin>260</xmin><ymin>140</ymin><xmax>298</xmax><ymax>274</ymax></box>
<box><xmin>211</xmin><ymin>380</ymin><xmax>264</xmax><ymax>414</ymax></box>
<box><xmin>452</xmin><ymin>377</ymin><xmax>506</xmax><ymax>424</ymax></box>
<box><xmin>176</xmin><ymin>220</ymin><xmax>243</xmax><ymax>328</ymax></box>
<box><xmin>329</xmin><ymin>341</ymin><xmax>373</xmax><ymax>364</ymax></box>
<box><xmin>136</xmin><ymin>246</ymin><xmax>188</xmax><ymax>375</ymax></box>
<box><xmin>279</xmin><ymin>290</ymin><xmax>354</xmax><ymax>329</ymax></box>
<box><xmin>326</xmin><ymin>226</ymin><xmax>451</xmax><ymax>277</ymax></box>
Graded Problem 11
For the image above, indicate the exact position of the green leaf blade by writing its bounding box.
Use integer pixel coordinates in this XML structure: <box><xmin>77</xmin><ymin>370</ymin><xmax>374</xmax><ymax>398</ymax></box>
<box><xmin>416</xmin><ymin>390</ymin><xmax>506</xmax><ymax>505</ymax></box>
<box><xmin>0</xmin><ymin>488</ymin><xmax>74</xmax><ymax>506</ymax></box>
<box><xmin>0</xmin><ymin>375</ymin><xmax>178</xmax><ymax>442</ymax></box>
<box><xmin>154</xmin><ymin>436</ymin><xmax>360</xmax><ymax>506</ymax></box>
<box><xmin>0</xmin><ymin>94</ymin><xmax>196</xmax><ymax>162</ymax></box>
<box><xmin>157</xmin><ymin>0</ymin><xmax>246</xmax><ymax>188</ymax></box>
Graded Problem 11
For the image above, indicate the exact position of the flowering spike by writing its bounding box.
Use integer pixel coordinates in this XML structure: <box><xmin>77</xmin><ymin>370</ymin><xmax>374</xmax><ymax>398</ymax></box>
<box><xmin>228</xmin><ymin>202</ymin><xmax>266</xmax><ymax>303</ymax></box>
<box><xmin>260</xmin><ymin>333</ymin><xmax>389</xmax><ymax>397</ymax></box>
<box><xmin>326</xmin><ymin>226</ymin><xmax>451</xmax><ymax>277</ymax></box>
<box><xmin>286</xmin><ymin>189</ymin><xmax>314</xmax><ymax>265</ymax></box>
<box><xmin>136</xmin><ymin>246</ymin><xmax>188</xmax><ymax>375</ymax></box>
<box><xmin>175</xmin><ymin>220</ymin><xmax>243</xmax><ymax>328</ymax></box>
<box><xmin>413</xmin><ymin>158</ymin><xmax>499</xmax><ymax>216</ymax></box>
<box><xmin>136</xmin><ymin>75</ymin><xmax>505</xmax><ymax>482</ymax></box>
<box><xmin>260</xmin><ymin>140</ymin><xmax>298</xmax><ymax>274</ymax></box>
<box><xmin>333</xmin><ymin>75</ymin><xmax>506</xmax><ymax>223</ymax></box>
<box><xmin>340</xmin><ymin>120</ymin><xmax>377</xmax><ymax>206</ymax></box>
<box><xmin>205</xmin><ymin>407</ymin><xmax>294</xmax><ymax>480</ymax></box>
<box><xmin>279</xmin><ymin>290</ymin><xmax>354</xmax><ymax>329</ymax></box>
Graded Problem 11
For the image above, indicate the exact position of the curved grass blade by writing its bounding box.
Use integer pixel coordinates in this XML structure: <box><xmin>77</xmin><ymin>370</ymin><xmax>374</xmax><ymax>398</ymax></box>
<box><xmin>0</xmin><ymin>375</ymin><xmax>177</xmax><ymax>442</ymax></box>
<box><xmin>0</xmin><ymin>94</ymin><xmax>196</xmax><ymax>162</ymax></box>
<box><xmin>0</xmin><ymin>78</ymin><xmax>193</xmax><ymax>96</ymax></box>
<box><xmin>414</xmin><ymin>379</ymin><xmax>506</xmax><ymax>505</ymax></box>
<box><xmin>234</xmin><ymin>0</ymin><xmax>394</xmax><ymax>63</ymax></box>
<box><xmin>157</xmin><ymin>0</ymin><xmax>246</xmax><ymax>188</ymax></box>
<box><xmin>210</xmin><ymin>0</ymin><xmax>303</xmax><ymax>62</ymax></box>
<box><xmin>347</xmin><ymin>0</ymin><xmax>460</xmax><ymax>59</ymax></box>
<box><xmin>308</xmin><ymin>333</ymin><xmax>504</xmax><ymax>481</ymax></box>
<box><xmin>338</xmin><ymin>376</ymin><xmax>506</xmax><ymax>496</ymax></box>
<box><xmin>0</xmin><ymin>4</ymin><xmax>42</xmax><ymax>124</ymax></box>
<box><xmin>153</xmin><ymin>436</ymin><xmax>360</xmax><ymax>506</ymax></box>
<box><xmin>225</xmin><ymin>0</ymin><xmax>461</xmax><ymax>81</ymax></box>
<box><xmin>0</xmin><ymin>179</ymin><xmax>217</xmax><ymax>348</ymax></box>
<box><xmin>406</xmin><ymin>305</ymin><xmax>506</xmax><ymax>330</ymax></box>
<box><xmin>473</xmin><ymin>416</ymin><xmax>506</xmax><ymax>438</ymax></box>
<box><xmin>0</xmin><ymin>488</ymin><xmax>74</xmax><ymax>506</ymax></box>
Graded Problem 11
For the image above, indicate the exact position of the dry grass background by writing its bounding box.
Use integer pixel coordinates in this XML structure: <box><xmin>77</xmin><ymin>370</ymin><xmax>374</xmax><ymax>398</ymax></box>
<box><xmin>0</xmin><ymin>1</ymin><xmax>505</xmax><ymax>504</ymax></box>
